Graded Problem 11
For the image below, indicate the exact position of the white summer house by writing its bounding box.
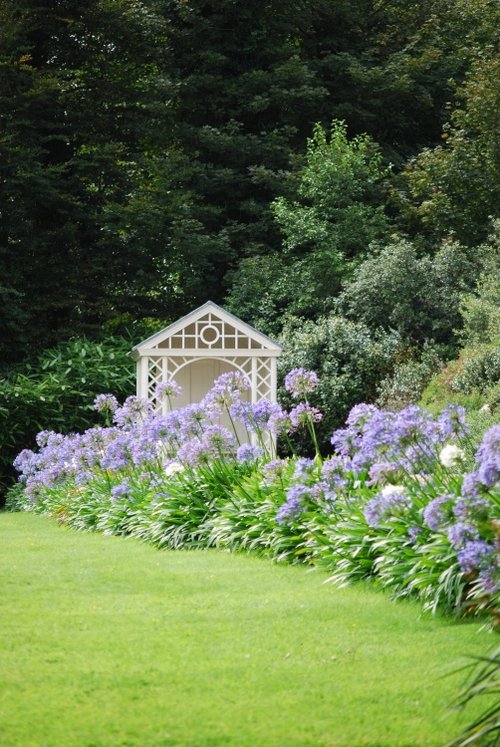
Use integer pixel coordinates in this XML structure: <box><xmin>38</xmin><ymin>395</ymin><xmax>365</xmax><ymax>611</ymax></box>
<box><xmin>131</xmin><ymin>302</ymin><xmax>283</xmax><ymax>418</ymax></box>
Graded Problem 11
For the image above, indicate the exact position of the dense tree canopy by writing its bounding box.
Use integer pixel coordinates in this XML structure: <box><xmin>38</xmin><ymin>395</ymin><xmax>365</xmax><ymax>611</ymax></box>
<box><xmin>0</xmin><ymin>0</ymin><xmax>169</xmax><ymax>362</ymax></box>
<box><xmin>1</xmin><ymin>0</ymin><xmax>499</xmax><ymax>364</ymax></box>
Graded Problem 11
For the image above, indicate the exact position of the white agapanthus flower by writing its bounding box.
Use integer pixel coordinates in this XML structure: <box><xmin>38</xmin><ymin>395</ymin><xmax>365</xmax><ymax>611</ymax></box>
<box><xmin>439</xmin><ymin>444</ymin><xmax>465</xmax><ymax>468</ymax></box>
<box><xmin>381</xmin><ymin>484</ymin><xmax>406</xmax><ymax>497</ymax></box>
<box><xmin>165</xmin><ymin>461</ymin><xmax>184</xmax><ymax>477</ymax></box>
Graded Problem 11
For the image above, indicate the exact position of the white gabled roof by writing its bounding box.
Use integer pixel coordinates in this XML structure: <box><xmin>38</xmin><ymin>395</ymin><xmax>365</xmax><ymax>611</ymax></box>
<box><xmin>131</xmin><ymin>301</ymin><xmax>283</xmax><ymax>352</ymax></box>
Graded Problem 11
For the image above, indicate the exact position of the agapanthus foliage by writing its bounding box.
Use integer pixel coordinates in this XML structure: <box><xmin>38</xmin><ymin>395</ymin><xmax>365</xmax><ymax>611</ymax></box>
<box><xmin>11</xmin><ymin>369</ymin><xmax>500</xmax><ymax>622</ymax></box>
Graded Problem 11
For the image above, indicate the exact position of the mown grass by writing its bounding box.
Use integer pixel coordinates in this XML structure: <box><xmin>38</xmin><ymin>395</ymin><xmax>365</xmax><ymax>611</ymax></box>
<box><xmin>0</xmin><ymin>513</ymin><xmax>493</xmax><ymax>747</ymax></box>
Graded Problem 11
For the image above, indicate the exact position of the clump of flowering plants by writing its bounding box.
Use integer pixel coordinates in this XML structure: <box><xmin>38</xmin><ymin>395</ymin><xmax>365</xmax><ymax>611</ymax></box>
<box><xmin>308</xmin><ymin>405</ymin><xmax>499</xmax><ymax>617</ymax></box>
<box><xmin>11</xmin><ymin>368</ymin><xmax>500</xmax><ymax>620</ymax></box>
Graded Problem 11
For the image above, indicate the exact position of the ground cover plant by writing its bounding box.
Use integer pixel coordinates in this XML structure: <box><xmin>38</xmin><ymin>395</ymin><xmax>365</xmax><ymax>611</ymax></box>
<box><xmin>447</xmin><ymin>645</ymin><xmax>500</xmax><ymax>747</ymax></box>
<box><xmin>0</xmin><ymin>511</ymin><xmax>494</xmax><ymax>747</ymax></box>
<box><xmin>11</xmin><ymin>369</ymin><xmax>499</xmax><ymax>623</ymax></box>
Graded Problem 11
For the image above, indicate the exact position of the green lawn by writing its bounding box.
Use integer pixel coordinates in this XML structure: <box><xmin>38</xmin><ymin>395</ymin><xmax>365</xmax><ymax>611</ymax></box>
<box><xmin>0</xmin><ymin>513</ymin><xmax>493</xmax><ymax>747</ymax></box>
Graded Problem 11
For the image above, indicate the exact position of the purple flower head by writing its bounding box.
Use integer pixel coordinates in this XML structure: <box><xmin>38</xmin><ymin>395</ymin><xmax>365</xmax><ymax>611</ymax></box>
<box><xmin>13</xmin><ymin>449</ymin><xmax>38</xmax><ymax>478</ymax></box>
<box><xmin>284</xmin><ymin>368</ymin><xmax>319</xmax><ymax>399</ymax></box>
<box><xmin>101</xmin><ymin>432</ymin><xmax>132</xmax><ymax>471</ymax></box>
<box><xmin>277</xmin><ymin>485</ymin><xmax>309</xmax><ymax>524</ymax></box>
<box><xmin>232</xmin><ymin>400</ymin><xmax>282</xmax><ymax>433</ymax></box>
<box><xmin>177</xmin><ymin>438</ymin><xmax>209</xmax><ymax>466</ymax></box>
<box><xmin>113</xmin><ymin>396</ymin><xmax>151</xmax><ymax>429</ymax></box>
<box><xmin>393</xmin><ymin>406</ymin><xmax>441</xmax><ymax>449</ymax></box>
<box><xmin>75</xmin><ymin>469</ymin><xmax>92</xmax><ymax>485</ymax></box>
<box><xmin>80</xmin><ymin>426</ymin><xmax>115</xmax><ymax>467</ymax></box>
<box><xmin>111</xmin><ymin>480</ymin><xmax>131</xmax><ymax>500</ymax></box>
<box><xmin>408</xmin><ymin>525</ymin><xmax>422</xmax><ymax>542</ymax></box>
<box><xmin>321</xmin><ymin>457</ymin><xmax>348</xmax><ymax>488</ymax></box>
<box><xmin>311</xmin><ymin>481</ymin><xmax>337</xmax><ymax>503</ymax></box>
<box><xmin>462</xmin><ymin>471</ymin><xmax>481</xmax><ymax>499</ymax></box>
<box><xmin>154</xmin><ymin>380</ymin><xmax>182</xmax><ymax>400</ymax></box>
<box><xmin>447</xmin><ymin>522</ymin><xmax>479</xmax><ymax>549</ymax></box>
<box><xmin>453</xmin><ymin>493</ymin><xmax>490</xmax><ymax>522</ymax></box>
<box><xmin>364</xmin><ymin>493</ymin><xmax>391</xmax><ymax>527</ymax></box>
<box><xmin>140</xmin><ymin>413</ymin><xmax>172</xmax><ymax>444</ymax></box>
<box><xmin>263</xmin><ymin>459</ymin><xmax>288</xmax><ymax>484</ymax></box>
<box><xmin>175</xmin><ymin>404</ymin><xmax>209</xmax><ymax>441</ymax></box>
<box><xmin>330</xmin><ymin>427</ymin><xmax>359</xmax><ymax>459</ymax></box>
<box><xmin>93</xmin><ymin>394</ymin><xmax>119</xmax><ymax>414</ymax></box>
<box><xmin>438</xmin><ymin>405</ymin><xmax>468</xmax><ymax>440</ymax></box>
<box><xmin>267</xmin><ymin>407</ymin><xmax>292</xmax><ymax>436</ymax></box>
<box><xmin>457</xmin><ymin>540</ymin><xmax>496</xmax><ymax>575</ymax></box>
<box><xmin>345</xmin><ymin>403</ymin><xmax>378</xmax><ymax>429</ymax></box>
<box><xmin>35</xmin><ymin>430</ymin><xmax>57</xmax><ymax>448</ymax></box>
<box><xmin>294</xmin><ymin>458</ymin><xmax>316</xmax><ymax>479</ymax></box>
<box><xmin>332</xmin><ymin>409</ymin><xmax>396</xmax><ymax>473</ymax></box>
<box><xmin>423</xmin><ymin>494</ymin><xmax>454</xmax><ymax>531</ymax></box>
<box><xmin>229</xmin><ymin>400</ymin><xmax>254</xmax><ymax>430</ymax></box>
<box><xmin>14</xmin><ymin>429</ymin><xmax>94</xmax><ymax>494</ymax></box>
<box><xmin>476</xmin><ymin>425</ymin><xmax>500</xmax><ymax>468</ymax></box>
<box><xmin>331</xmin><ymin>403</ymin><xmax>449</xmax><ymax>477</ymax></box>
<box><xmin>201</xmin><ymin>425</ymin><xmax>236</xmax><ymax>454</ymax></box>
<box><xmin>364</xmin><ymin>487</ymin><xmax>411</xmax><ymax>527</ymax></box>
<box><xmin>129</xmin><ymin>428</ymin><xmax>159</xmax><ymax>467</ymax></box>
<box><xmin>289</xmin><ymin>403</ymin><xmax>322</xmax><ymax>429</ymax></box>
<box><xmin>250</xmin><ymin>400</ymin><xmax>282</xmax><ymax>430</ymax></box>
<box><xmin>203</xmin><ymin>371</ymin><xmax>251</xmax><ymax>411</ymax></box>
<box><xmin>236</xmin><ymin>443</ymin><xmax>263</xmax><ymax>464</ymax></box>
<box><xmin>477</xmin><ymin>461</ymin><xmax>499</xmax><ymax>488</ymax></box>
<box><xmin>368</xmin><ymin>461</ymin><xmax>399</xmax><ymax>486</ymax></box>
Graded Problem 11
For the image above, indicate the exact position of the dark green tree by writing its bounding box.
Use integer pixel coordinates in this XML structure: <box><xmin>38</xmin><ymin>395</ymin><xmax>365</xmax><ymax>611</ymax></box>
<box><xmin>301</xmin><ymin>0</ymin><xmax>481</xmax><ymax>161</ymax></box>
<box><xmin>401</xmin><ymin>52</ymin><xmax>500</xmax><ymax>245</ymax></box>
<box><xmin>0</xmin><ymin>0</ymin><xmax>169</xmax><ymax>364</ymax></box>
<box><xmin>144</xmin><ymin>0</ymin><xmax>327</xmax><ymax>300</ymax></box>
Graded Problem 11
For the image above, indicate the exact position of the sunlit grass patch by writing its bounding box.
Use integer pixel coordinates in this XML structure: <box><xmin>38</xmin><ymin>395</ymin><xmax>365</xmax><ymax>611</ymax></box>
<box><xmin>0</xmin><ymin>513</ymin><xmax>492</xmax><ymax>747</ymax></box>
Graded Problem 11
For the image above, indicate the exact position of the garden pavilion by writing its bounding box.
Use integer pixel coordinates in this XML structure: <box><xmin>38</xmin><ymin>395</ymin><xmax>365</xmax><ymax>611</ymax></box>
<box><xmin>131</xmin><ymin>302</ymin><xmax>283</xmax><ymax>422</ymax></box>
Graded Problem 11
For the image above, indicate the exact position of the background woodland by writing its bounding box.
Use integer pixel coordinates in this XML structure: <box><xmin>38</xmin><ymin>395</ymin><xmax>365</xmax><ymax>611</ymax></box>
<box><xmin>1</xmin><ymin>0</ymin><xmax>499</xmax><ymax>495</ymax></box>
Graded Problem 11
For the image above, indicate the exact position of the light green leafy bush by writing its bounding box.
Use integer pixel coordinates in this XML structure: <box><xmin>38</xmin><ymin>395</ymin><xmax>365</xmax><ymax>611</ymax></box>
<box><xmin>377</xmin><ymin>346</ymin><xmax>442</xmax><ymax>410</ymax></box>
<box><xmin>420</xmin><ymin>231</ymin><xmax>500</xmax><ymax>423</ymax></box>
<box><xmin>338</xmin><ymin>236</ymin><xmax>480</xmax><ymax>351</ymax></box>
<box><xmin>225</xmin><ymin>120</ymin><xmax>391</xmax><ymax>333</ymax></box>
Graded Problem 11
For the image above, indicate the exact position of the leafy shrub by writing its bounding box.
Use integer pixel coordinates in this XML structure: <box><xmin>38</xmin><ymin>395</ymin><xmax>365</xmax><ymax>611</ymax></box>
<box><xmin>450</xmin><ymin>258</ymin><xmax>500</xmax><ymax>405</ymax></box>
<box><xmin>421</xmin><ymin>241</ymin><xmax>500</xmax><ymax>423</ymax></box>
<box><xmin>338</xmin><ymin>237</ymin><xmax>480</xmax><ymax>351</ymax></box>
<box><xmin>420</xmin><ymin>361</ymin><xmax>486</xmax><ymax>411</ymax></box>
<box><xmin>225</xmin><ymin>120</ymin><xmax>391</xmax><ymax>334</ymax></box>
<box><xmin>452</xmin><ymin>345</ymin><xmax>500</xmax><ymax>395</ymax></box>
<box><xmin>278</xmin><ymin>314</ymin><xmax>400</xmax><ymax>450</ymax></box>
<box><xmin>460</xmin><ymin>258</ymin><xmax>500</xmax><ymax>347</ymax></box>
<box><xmin>377</xmin><ymin>346</ymin><xmax>442</xmax><ymax>410</ymax></box>
<box><xmin>224</xmin><ymin>254</ymin><xmax>295</xmax><ymax>338</ymax></box>
<box><xmin>0</xmin><ymin>336</ymin><xmax>134</xmax><ymax>502</ymax></box>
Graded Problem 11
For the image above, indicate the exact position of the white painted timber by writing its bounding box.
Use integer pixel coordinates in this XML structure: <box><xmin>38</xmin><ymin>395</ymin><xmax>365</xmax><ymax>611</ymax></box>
<box><xmin>132</xmin><ymin>301</ymin><xmax>283</xmax><ymax>417</ymax></box>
